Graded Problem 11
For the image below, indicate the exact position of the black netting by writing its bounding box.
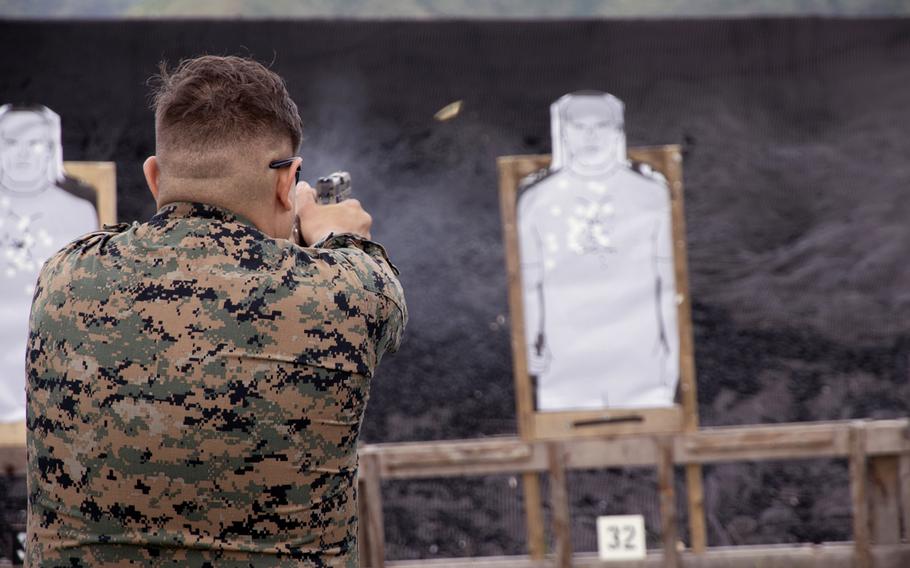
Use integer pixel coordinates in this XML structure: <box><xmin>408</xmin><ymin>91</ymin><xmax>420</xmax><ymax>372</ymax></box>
<box><xmin>380</xmin><ymin>459</ymin><xmax>852</xmax><ymax>559</ymax></box>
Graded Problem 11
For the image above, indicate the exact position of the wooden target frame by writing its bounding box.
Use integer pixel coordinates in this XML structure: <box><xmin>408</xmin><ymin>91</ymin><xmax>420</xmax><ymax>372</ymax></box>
<box><xmin>64</xmin><ymin>161</ymin><xmax>118</xmax><ymax>226</ymax></box>
<box><xmin>497</xmin><ymin>146</ymin><xmax>706</xmax><ymax>554</ymax></box>
<box><xmin>0</xmin><ymin>161</ymin><xmax>116</xmax><ymax>461</ymax></box>
<box><xmin>498</xmin><ymin>146</ymin><xmax>698</xmax><ymax>441</ymax></box>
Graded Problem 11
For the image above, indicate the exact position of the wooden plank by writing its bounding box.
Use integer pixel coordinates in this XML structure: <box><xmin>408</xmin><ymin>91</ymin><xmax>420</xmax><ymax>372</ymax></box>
<box><xmin>361</xmin><ymin>452</ymin><xmax>387</xmax><ymax>568</ymax></box>
<box><xmin>656</xmin><ymin>437</ymin><xmax>680</xmax><ymax>568</ymax></box>
<box><xmin>497</xmin><ymin>154</ymin><xmax>551</xmax><ymax>182</ymax></box>
<box><xmin>900</xmin><ymin>454</ymin><xmax>910</xmax><ymax>543</ymax></box>
<box><xmin>868</xmin><ymin>456</ymin><xmax>901</xmax><ymax>545</ymax></box>
<box><xmin>850</xmin><ymin>423</ymin><xmax>872</xmax><ymax>568</ymax></box>
<box><xmin>522</xmin><ymin>473</ymin><xmax>546</xmax><ymax>560</ymax></box>
<box><xmin>358</xmin><ymin>475</ymin><xmax>371</xmax><ymax>567</ymax></box>
<box><xmin>532</xmin><ymin>406</ymin><xmax>682</xmax><ymax>441</ymax></box>
<box><xmin>678</xmin><ymin>420</ymin><xmax>850</xmax><ymax>464</ymax></box>
<box><xmin>522</xmin><ymin>473</ymin><xmax>547</xmax><ymax>559</ymax></box>
<box><xmin>547</xmin><ymin>443</ymin><xmax>571</xmax><ymax>568</ymax></box>
<box><xmin>383</xmin><ymin>544</ymin><xmax>910</xmax><ymax>568</ymax></box>
<box><xmin>64</xmin><ymin>161</ymin><xmax>117</xmax><ymax>225</ymax></box>
<box><xmin>375</xmin><ymin>437</ymin><xmax>543</xmax><ymax>479</ymax></box>
<box><xmin>562</xmin><ymin>436</ymin><xmax>658</xmax><ymax>470</ymax></box>
<box><xmin>497</xmin><ymin>156</ymin><xmax>537</xmax><ymax>441</ymax></box>
<box><xmin>361</xmin><ymin>420</ymin><xmax>910</xmax><ymax>480</ymax></box>
<box><xmin>639</xmin><ymin>146</ymin><xmax>707</xmax><ymax>556</ymax></box>
<box><xmin>682</xmin><ymin>428</ymin><xmax>838</xmax><ymax>457</ymax></box>
<box><xmin>865</xmin><ymin>420</ymin><xmax>910</xmax><ymax>455</ymax></box>
<box><xmin>498</xmin><ymin>156</ymin><xmax>548</xmax><ymax>560</ymax></box>
<box><xmin>379</xmin><ymin>438</ymin><xmax>533</xmax><ymax>471</ymax></box>
<box><xmin>629</xmin><ymin>145</ymin><xmax>698</xmax><ymax>436</ymax></box>
<box><xmin>0</xmin><ymin>421</ymin><xmax>25</xmax><ymax>447</ymax></box>
<box><xmin>685</xmin><ymin>463</ymin><xmax>707</xmax><ymax>554</ymax></box>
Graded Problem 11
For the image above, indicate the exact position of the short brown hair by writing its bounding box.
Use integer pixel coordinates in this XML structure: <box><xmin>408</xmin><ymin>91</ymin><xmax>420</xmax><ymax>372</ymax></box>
<box><xmin>150</xmin><ymin>55</ymin><xmax>302</xmax><ymax>154</ymax></box>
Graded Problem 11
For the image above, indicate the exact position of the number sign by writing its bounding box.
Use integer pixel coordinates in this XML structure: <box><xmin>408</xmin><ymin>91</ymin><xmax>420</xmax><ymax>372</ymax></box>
<box><xmin>596</xmin><ymin>514</ymin><xmax>646</xmax><ymax>561</ymax></box>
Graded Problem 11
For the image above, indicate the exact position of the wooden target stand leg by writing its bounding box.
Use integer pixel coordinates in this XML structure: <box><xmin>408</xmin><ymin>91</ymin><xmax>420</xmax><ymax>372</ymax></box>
<box><xmin>850</xmin><ymin>422</ymin><xmax>872</xmax><ymax>568</ymax></box>
<box><xmin>669</xmin><ymin>141</ymin><xmax>708</xmax><ymax>556</ymax></box>
<box><xmin>548</xmin><ymin>443</ymin><xmax>572</xmax><ymax>567</ymax></box>
<box><xmin>522</xmin><ymin>453</ymin><xmax>706</xmax><ymax>561</ymax></box>
<box><xmin>682</xmin><ymin>376</ymin><xmax>707</xmax><ymax>555</ymax></box>
<box><xmin>685</xmin><ymin>463</ymin><xmax>707</xmax><ymax>553</ymax></box>
<box><xmin>522</xmin><ymin>472</ymin><xmax>547</xmax><ymax>558</ymax></box>
<box><xmin>521</xmin><ymin>444</ymin><xmax>577</xmax><ymax>567</ymax></box>
<box><xmin>657</xmin><ymin>436</ymin><xmax>681</xmax><ymax>568</ymax></box>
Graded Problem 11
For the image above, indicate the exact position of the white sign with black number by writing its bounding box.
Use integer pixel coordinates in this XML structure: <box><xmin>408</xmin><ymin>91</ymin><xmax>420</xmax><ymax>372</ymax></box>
<box><xmin>596</xmin><ymin>514</ymin><xmax>646</xmax><ymax>561</ymax></box>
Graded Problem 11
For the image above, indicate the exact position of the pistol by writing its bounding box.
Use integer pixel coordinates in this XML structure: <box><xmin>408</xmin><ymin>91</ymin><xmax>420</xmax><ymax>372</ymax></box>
<box><xmin>293</xmin><ymin>171</ymin><xmax>353</xmax><ymax>246</ymax></box>
<box><xmin>315</xmin><ymin>171</ymin><xmax>352</xmax><ymax>204</ymax></box>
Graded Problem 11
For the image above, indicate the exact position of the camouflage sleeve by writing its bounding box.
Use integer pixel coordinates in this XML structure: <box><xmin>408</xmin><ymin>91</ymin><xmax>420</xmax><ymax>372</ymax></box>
<box><xmin>312</xmin><ymin>232</ymin><xmax>408</xmax><ymax>353</ymax></box>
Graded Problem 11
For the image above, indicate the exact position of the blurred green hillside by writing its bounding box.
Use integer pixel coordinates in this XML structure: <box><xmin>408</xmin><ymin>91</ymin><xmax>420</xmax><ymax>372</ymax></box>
<box><xmin>4</xmin><ymin>0</ymin><xmax>910</xmax><ymax>19</ymax></box>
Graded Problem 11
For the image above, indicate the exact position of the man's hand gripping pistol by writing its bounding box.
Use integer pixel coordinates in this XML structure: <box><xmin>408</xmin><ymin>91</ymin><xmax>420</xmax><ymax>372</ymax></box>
<box><xmin>293</xmin><ymin>171</ymin><xmax>356</xmax><ymax>246</ymax></box>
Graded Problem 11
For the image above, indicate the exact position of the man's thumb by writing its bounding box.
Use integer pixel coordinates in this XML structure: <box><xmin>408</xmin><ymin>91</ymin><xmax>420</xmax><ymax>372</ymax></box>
<box><xmin>296</xmin><ymin>182</ymin><xmax>317</xmax><ymax>205</ymax></box>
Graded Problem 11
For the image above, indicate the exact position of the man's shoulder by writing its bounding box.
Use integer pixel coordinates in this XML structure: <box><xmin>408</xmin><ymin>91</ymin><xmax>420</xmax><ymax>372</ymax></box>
<box><xmin>296</xmin><ymin>234</ymin><xmax>408</xmax><ymax>346</ymax></box>
<box><xmin>43</xmin><ymin>221</ymin><xmax>132</xmax><ymax>266</ymax></box>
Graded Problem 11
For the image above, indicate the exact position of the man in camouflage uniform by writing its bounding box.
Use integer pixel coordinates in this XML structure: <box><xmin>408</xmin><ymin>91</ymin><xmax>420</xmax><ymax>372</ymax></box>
<box><xmin>25</xmin><ymin>55</ymin><xmax>406</xmax><ymax>566</ymax></box>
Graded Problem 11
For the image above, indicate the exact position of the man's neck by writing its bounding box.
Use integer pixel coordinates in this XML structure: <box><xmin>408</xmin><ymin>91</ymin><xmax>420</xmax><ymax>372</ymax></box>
<box><xmin>157</xmin><ymin>192</ymin><xmax>276</xmax><ymax>237</ymax></box>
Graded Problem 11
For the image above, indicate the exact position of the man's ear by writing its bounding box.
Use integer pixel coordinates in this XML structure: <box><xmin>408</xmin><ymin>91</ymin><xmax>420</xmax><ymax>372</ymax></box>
<box><xmin>143</xmin><ymin>156</ymin><xmax>160</xmax><ymax>201</ymax></box>
<box><xmin>275</xmin><ymin>157</ymin><xmax>302</xmax><ymax>211</ymax></box>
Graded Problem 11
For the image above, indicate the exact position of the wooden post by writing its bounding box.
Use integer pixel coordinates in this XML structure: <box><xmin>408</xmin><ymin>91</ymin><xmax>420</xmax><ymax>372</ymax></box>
<box><xmin>522</xmin><ymin>473</ymin><xmax>547</xmax><ymax>558</ymax></box>
<box><xmin>868</xmin><ymin>455</ymin><xmax>901</xmax><ymax>545</ymax></box>
<box><xmin>63</xmin><ymin>161</ymin><xmax>118</xmax><ymax>225</ymax></box>
<box><xmin>657</xmin><ymin>436</ymin><xmax>680</xmax><ymax>568</ymax></box>
<box><xmin>547</xmin><ymin>443</ymin><xmax>572</xmax><ymax>568</ymax></box>
<box><xmin>361</xmin><ymin>452</ymin><xmax>386</xmax><ymax>568</ymax></box>
<box><xmin>900</xmin><ymin>453</ymin><xmax>910</xmax><ymax>543</ymax></box>
<box><xmin>684</xmin><ymin>464</ymin><xmax>706</xmax><ymax>553</ymax></box>
<box><xmin>497</xmin><ymin>157</ymin><xmax>547</xmax><ymax>559</ymax></box>
<box><xmin>660</xmin><ymin>147</ymin><xmax>706</xmax><ymax>555</ymax></box>
<box><xmin>358</xmin><ymin>474</ymin><xmax>371</xmax><ymax>567</ymax></box>
<box><xmin>849</xmin><ymin>422</ymin><xmax>872</xmax><ymax>568</ymax></box>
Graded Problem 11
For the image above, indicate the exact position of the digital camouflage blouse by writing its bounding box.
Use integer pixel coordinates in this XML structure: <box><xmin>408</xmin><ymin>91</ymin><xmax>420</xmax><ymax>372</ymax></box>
<box><xmin>26</xmin><ymin>202</ymin><xmax>406</xmax><ymax>567</ymax></box>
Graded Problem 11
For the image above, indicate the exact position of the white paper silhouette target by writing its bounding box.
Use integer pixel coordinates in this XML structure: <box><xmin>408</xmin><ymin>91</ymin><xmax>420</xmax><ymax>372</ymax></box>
<box><xmin>517</xmin><ymin>92</ymin><xmax>679</xmax><ymax>411</ymax></box>
<box><xmin>0</xmin><ymin>105</ymin><xmax>98</xmax><ymax>422</ymax></box>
